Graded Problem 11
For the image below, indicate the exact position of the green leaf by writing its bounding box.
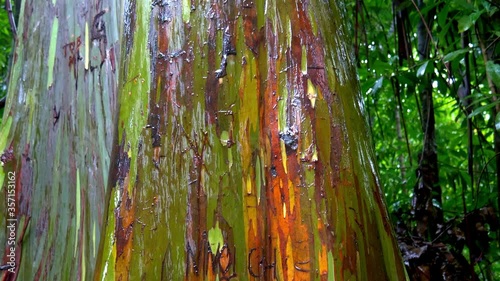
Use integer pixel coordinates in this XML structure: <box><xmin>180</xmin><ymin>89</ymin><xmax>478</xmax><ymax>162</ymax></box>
<box><xmin>485</xmin><ymin>5</ymin><xmax>498</xmax><ymax>17</ymax></box>
<box><xmin>443</xmin><ymin>48</ymin><xmax>470</xmax><ymax>62</ymax></box>
<box><xmin>371</xmin><ymin>76</ymin><xmax>384</xmax><ymax>95</ymax></box>
<box><xmin>438</xmin><ymin>5</ymin><xmax>449</xmax><ymax>27</ymax></box>
<box><xmin>495</xmin><ymin>112</ymin><xmax>500</xmax><ymax>131</ymax></box>
<box><xmin>457</xmin><ymin>11</ymin><xmax>483</xmax><ymax>32</ymax></box>
<box><xmin>208</xmin><ymin>222</ymin><xmax>224</xmax><ymax>253</ymax></box>
<box><xmin>417</xmin><ymin>61</ymin><xmax>430</xmax><ymax>77</ymax></box>
<box><xmin>372</xmin><ymin>60</ymin><xmax>390</xmax><ymax>74</ymax></box>
<box><xmin>486</xmin><ymin>61</ymin><xmax>500</xmax><ymax>88</ymax></box>
<box><xmin>399</xmin><ymin>72</ymin><xmax>417</xmax><ymax>86</ymax></box>
<box><xmin>468</xmin><ymin>100</ymin><xmax>500</xmax><ymax>118</ymax></box>
<box><xmin>361</xmin><ymin>77</ymin><xmax>376</xmax><ymax>94</ymax></box>
<box><xmin>436</xmin><ymin>76</ymin><xmax>448</xmax><ymax>94</ymax></box>
<box><xmin>470</xmin><ymin>93</ymin><xmax>500</xmax><ymax>106</ymax></box>
<box><xmin>452</xmin><ymin>0</ymin><xmax>475</xmax><ymax>11</ymax></box>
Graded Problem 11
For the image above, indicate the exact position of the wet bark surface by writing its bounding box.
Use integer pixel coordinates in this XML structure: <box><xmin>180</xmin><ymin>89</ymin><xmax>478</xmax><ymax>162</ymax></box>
<box><xmin>0</xmin><ymin>0</ymin><xmax>121</xmax><ymax>280</ymax></box>
<box><xmin>0</xmin><ymin>0</ymin><xmax>408</xmax><ymax>280</ymax></box>
<box><xmin>96</xmin><ymin>0</ymin><xmax>408</xmax><ymax>280</ymax></box>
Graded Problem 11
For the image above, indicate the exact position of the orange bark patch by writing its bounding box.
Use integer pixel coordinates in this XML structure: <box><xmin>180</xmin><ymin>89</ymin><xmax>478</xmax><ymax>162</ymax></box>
<box><xmin>114</xmin><ymin>175</ymin><xmax>136</xmax><ymax>281</ymax></box>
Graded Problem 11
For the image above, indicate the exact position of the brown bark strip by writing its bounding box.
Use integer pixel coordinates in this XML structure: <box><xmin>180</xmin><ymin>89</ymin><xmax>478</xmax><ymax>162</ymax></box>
<box><xmin>114</xmin><ymin>186</ymin><xmax>135</xmax><ymax>281</ymax></box>
<box><xmin>204</xmin><ymin>5</ymin><xmax>221</xmax><ymax>126</ymax></box>
<box><xmin>112</xmin><ymin>135</ymin><xmax>135</xmax><ymax>281</ymax></box>
<box><xmin>242</xmin><ymin>0</ymin><xmax>262</xmax><ymax>55</ymax></box>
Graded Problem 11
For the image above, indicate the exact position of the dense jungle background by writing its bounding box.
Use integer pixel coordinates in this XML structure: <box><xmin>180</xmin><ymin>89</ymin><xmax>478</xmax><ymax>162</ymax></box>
<box><xmin>349</xmin><ymin>0</ymin><xmax>500</xmax><ymax>279</ymax></box>
<box><xmin>0</xmin><ymin>0</ymin><xmax>499</xmax><ymax>280</ymax></box>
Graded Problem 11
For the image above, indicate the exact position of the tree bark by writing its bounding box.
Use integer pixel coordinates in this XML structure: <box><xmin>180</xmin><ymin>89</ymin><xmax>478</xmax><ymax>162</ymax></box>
<box><xmin>0</xmin><ymin>0</ymin><xmax>121</xmax><ymax>280</ymax></box>
<box><xmin>94</xmin><ymin>0</ymin><xmax>408</xmax><ymax>280</ymax></box>
<box><xmin>0</xmin><ymin>0</ymin><xmax>408</xmax><ymax>280</ymax></box>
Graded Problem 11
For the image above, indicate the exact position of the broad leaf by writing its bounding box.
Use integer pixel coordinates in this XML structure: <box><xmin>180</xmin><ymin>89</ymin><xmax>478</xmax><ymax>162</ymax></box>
<box><xmin>468</xmin><ymin>100</ymin><xmax>500</xmax><ymax>118</ymax></box>
<box><xmin>458</xmin><ymin>11</ymin><xmax>484</xmax><ymax>32</ymax></box>
<box><xmin>495</xmin><ymin>112</ymin><xmax>500</xmax><ymax>131</ymax></box>
<box><xmin>417</xmin><ymin>61</ymin><xmax>431</xmax><ymax>77</ymax></box>
<box><xmin>372</xmin><ymin>76</ymin><xmax>384</xmax><ymax>95</ymax></box>
<box><xmin>486</xmin><ymin>61</ymin><xmax>500</xmax><ymax>88</ymax></box>
<box><xmin>443</xmin><ymin>48</ymin><xmax>470</xmax><ymax>62</ymax></box>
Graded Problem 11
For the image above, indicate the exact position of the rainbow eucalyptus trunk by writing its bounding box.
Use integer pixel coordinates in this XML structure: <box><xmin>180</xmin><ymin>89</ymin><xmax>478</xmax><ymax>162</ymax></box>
<box><xmin>95</xmin><ymin>0</ymin><xmax>407</xmax><ymax>280</ymax></box>
<box><xmin>0</xmin><ymin>0</ymin><xmax>121</xmax><ymax>280</ymax></box>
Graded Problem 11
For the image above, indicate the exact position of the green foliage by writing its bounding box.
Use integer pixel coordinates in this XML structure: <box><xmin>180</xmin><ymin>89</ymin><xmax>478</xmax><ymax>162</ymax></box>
<box><xmin>348</xmin><ymin>0</ymin><xmax>500</xmax><ymax>279</ymax></box>
<box><xmin>0</xmin><ymin>0</ymin><xmax>15</xmax><ymax>118</ymax></box>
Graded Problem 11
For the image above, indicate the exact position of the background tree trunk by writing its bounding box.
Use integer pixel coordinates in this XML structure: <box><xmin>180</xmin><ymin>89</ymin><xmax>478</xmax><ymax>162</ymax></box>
<box><xmin>0</xmin><ymin>0</ymin><xmax>121</xmax><ymax>280</ymax></box>
<box><xmin>94</xmin><ymin>0</ymin><xmax>408</xmax><ymax>280</ymax></box>
<box><xmin>413</xmin><ymin>0</ymin><xmax>443</xmax><ymax>239</ymax></box>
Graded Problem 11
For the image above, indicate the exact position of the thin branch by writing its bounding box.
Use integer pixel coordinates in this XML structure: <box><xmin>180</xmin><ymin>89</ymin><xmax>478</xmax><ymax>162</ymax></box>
<box><xmin>410</xmin><ymin>0</ymin><xmax>453</xmax><ymax>76</ymax></box>
<box><xmin>360</xmin><ymin>0</ymin><xmax>369</xmax><ymax>67</ymax></box>
<box><xmin>391</xmin><ymin>76</ymin><xmax>413</xmax><ymax>168</ymax></box>
<box><xmin>410</xmin><ymin>0</ymin><xmax>436</xmax><ymax>53</ymax></box>
<box><xmin>475</xmin><ymin>152</ymin><xmax>500</xmax><ymax>209</ymax></box>
<box><xmin>5</xmin><ymin>0</ymin><xmax>17</xmax><ymax>37</ymax></box>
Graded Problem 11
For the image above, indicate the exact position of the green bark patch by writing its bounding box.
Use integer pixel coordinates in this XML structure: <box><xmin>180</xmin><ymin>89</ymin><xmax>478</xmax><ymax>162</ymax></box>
<box><xmin>47</xmin><ymin>17</ymin><xmax>58</xmax><ymax>89</ymax></box>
